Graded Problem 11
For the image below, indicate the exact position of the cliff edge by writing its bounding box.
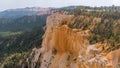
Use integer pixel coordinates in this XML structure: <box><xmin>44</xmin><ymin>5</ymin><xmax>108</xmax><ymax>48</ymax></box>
<box><xmin>32</xmin><ymin>13</ymin><xmax>120</xmax><ymax>68</ymax></box>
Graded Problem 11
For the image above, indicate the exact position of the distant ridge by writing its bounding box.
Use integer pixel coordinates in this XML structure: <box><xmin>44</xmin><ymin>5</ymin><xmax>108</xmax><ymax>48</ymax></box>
<box><xmin>0</xmin><ymin>6</ymin><xmax>120</xmax><ymax>19</ymax></box>
<box><xmin>5</xmin><ymin>7</ymin><xmax>51</xmax><ymax>12</ymax></box>
<box><xmin>0</xmin><ymin>7</ymin><xmax>53</xmax><ymax>19</ymax></box>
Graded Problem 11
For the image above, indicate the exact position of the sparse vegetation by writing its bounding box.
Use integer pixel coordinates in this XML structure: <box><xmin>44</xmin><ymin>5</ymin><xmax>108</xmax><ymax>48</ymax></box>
<box><xmin>67</xmin><ymin>9</ymin><xmax>120</xmax><ymax>46</ymax></box>
<box><xmin>2</xmin><ymin>52</ymin><xmax>29</xmax><ymax>68</ymax></box>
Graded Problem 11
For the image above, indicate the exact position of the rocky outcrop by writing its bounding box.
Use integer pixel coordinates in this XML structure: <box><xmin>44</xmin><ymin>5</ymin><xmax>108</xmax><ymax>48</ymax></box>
<box><xmin>27</xmin><ymin>13</ymin><xmax>120</xmax><ymax>68</ymax></box>
<box><xmin>37</xmin><ymin>13</ymin><xmax>120</xmax><ymax>68</ymax></box>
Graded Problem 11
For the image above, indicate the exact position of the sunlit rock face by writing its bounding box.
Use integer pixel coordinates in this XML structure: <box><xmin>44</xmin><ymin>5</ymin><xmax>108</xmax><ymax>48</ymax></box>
<box><xmin>39</xmin><ymin>13</ymin><xmax>120</xmax><ymax>68</ymax></box>
<box><xmin>105</xmin><ymin>49</ymin><xmax>120</xmax><ymax>68</ymax></box>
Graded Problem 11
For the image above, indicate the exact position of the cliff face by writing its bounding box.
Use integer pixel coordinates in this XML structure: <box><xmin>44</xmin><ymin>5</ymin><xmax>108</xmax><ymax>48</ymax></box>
<box><xmin>38</xmin><ymin>13</ymin><xmax>120</xmax><ymax>68</ymax></box>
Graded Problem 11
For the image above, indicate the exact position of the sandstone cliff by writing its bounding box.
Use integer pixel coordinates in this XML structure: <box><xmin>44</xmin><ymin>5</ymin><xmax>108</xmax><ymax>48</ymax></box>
<box><xmin>26</xmin><ymin>13</ymin><xmax>120</xmax><ymax>68</ymax></box>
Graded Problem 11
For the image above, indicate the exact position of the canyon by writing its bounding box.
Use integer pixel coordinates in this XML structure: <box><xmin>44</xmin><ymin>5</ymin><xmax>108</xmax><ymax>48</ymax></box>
<box><xmin>0</xmin><ymin>6</ymin><xmax>120</xmax><ymax>68</ymax></box>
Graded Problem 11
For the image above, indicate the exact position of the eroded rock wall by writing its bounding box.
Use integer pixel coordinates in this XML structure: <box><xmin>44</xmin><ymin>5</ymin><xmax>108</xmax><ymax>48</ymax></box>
<box><xmin>39</xmin><ymin>13</ymin><xmax>120</xmax><ymax>68</ymax></box>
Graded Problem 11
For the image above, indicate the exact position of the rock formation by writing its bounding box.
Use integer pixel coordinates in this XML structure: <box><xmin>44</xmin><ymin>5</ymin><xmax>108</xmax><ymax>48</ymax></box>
<box><xmin>25</xmin><ymin>13</ymin><xmax>120</xmax><ymax>68</ymax></box>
